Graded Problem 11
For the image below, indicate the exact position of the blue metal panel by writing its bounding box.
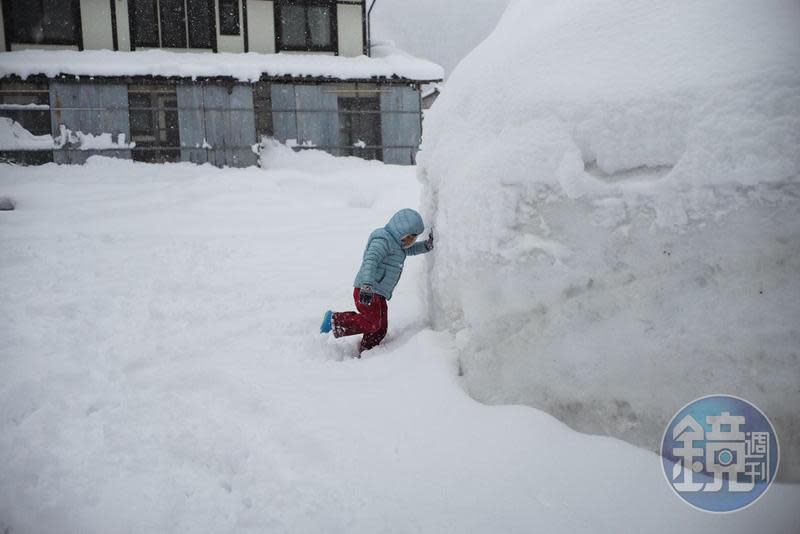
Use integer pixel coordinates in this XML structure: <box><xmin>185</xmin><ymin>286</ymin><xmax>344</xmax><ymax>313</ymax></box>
<box><xmin>178</xmin><ymin>84</ymin><xmax>257</xmax><ymax>168</ymax></box>
<box><xmin>227</xmin><ymin>85</ymin><xmax>257</xmax><ymax>167</ymax></box>
<box><xmin>380</xmin><ymin>85</ymin><xmax>421</xmax><ymax>165</ymax></box>
<box><xmin>50</xmin><ymin>82</ymin><xmax>80</xmax><ymax>164</ymax></box>
<box><xmin>177</xmin><ymin>85</ymin><xmax>209</xmax><ymax>164</ymax></box>
<box><xmin>294</xmin><ymin>85</ymin><xmax>338</xmax><ymax>155</ymax></box>
<box><xmin>271</xmin><ymin>84</ymin><xmax>297</xmax><ymax>143</ymax></box>
<box><xmin>50</xmin><ymin>82</ymin><xmax>131</xmax><ymax>164</ymax></box>
<box><xmin>203</xmin><ymin>85</ymin><xmax>227</xmax><ymax>167</ymax></box>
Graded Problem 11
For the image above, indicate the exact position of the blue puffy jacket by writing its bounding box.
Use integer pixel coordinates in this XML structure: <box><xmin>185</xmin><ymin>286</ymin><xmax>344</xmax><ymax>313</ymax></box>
<box><xmin>353</xmin><ymin>208</ymin><xmax>430</xmax><ymax>300</ymax></box>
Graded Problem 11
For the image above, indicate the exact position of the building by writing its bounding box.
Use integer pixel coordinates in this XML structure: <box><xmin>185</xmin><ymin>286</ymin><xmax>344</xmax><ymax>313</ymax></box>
<box><xmin>0</xmin><ymin>1</ymin><xmax>443</xmax><ymax>166</ymax></box>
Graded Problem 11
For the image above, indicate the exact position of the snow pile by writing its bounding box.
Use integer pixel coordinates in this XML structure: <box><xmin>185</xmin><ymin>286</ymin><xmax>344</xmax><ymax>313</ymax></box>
<box><xmin>54</xmin><ymin>125</ymin><xmax>135</xmax><ymax>151</ymax></box>
<box><xmin>0</xmin><ymin>46</ymin><xmax>444</xmax><ymax>82</ymax></box>
<box><xmin>418</xmin><ymin>0</ymin><xmax>800</xmax><ymax>480</ymax></box>
<box><xmin>371</xmin><ymin>0</ymin><xmax>512</xmax><ymax>76</ymax></box>
<box><xmin>0</xmin><ymin>117</ymin><xmax>53</xmax><ymax>150</ymax></box>
<box><xmin>259</xmin><ymin>138</ymin><xmax>382</xmax><ymax>174</ymax></box>
<box><xmin>2</xmin><ymin>156</ymin><xmax>799</xmax><ymax>532</ymax></box>
<box><xmin>0</xmin><ymin>119</ymin><xmax>136</xmax><ymax>152</ymax></box>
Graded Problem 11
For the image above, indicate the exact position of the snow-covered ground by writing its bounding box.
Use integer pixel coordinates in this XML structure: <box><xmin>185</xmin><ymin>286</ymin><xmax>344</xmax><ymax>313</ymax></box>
<box><xmin>1</xmin><ymin>153</ymin><xmax>799</xmax><ymax>532</ymax></box>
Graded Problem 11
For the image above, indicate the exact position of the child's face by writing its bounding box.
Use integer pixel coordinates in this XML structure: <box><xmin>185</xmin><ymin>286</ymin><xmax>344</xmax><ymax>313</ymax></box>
<box><xmin>401</xmin><ymin>234</ymin><xmax>418</xmax><ymax>248</ymax></box>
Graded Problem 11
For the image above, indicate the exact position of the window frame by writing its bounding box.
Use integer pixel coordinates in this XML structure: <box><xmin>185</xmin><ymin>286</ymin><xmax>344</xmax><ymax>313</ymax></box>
<box><xmin>0</xmin><ymin>80</ymin><xmax>54</xmax><ymax>165</ymax></box>
<box><xmin>128</xmin><ymin>0</ymin><xmax>217</xmax><ymax>52</ymax></box>
<box><xmin>127</xmin><ymin>84</ymin><xmax>181</xmax><ymax>163</ymax></box>
<box><xmin>338</xmin><ymin>95</ymin><xmax>382</xmax><ymax>161</ymax></box>
<box><xmin>274</xmin><ymin>0</ymin><xmax>338</xmax><ymax>54</ymax></box>
<box><xmin>2</xmin><ymin>0</ymin><xmax>83</xmax><ymax>50</ymax></box>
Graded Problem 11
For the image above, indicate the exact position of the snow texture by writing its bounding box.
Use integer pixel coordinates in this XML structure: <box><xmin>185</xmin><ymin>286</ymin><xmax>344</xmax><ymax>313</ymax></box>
<box><xmin>2</xmin><ymin>154</ymin><xmax>799</xmax><ymax>532</ymax></box>
<box><xmin>0</xmin><ymin>118</ymin><xmax>135</xmax><ymax>151</ymax></box>
<box><xmin>0</xmin><ymin>45</ymin><xmax>444</xmax><ymax>82</ymax></box>
<box><xmin>418</xmin><ymin>0</ymin><xmax>800</xmax><ymax>481</ymax></box>
<box><xmin>0</xmin><ymin>117</ymin><xmax>54</xmax><ymax>151</ymax></box>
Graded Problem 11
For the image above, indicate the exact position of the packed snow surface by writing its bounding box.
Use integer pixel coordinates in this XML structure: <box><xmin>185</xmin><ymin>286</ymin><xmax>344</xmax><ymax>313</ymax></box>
<box><xmin>0</xmin><ymin>45</ymin><xmax>444</xmax><ymax>83</ymax></box>
<box><xmin>2</xmin><ymin>155</ymin><xmax>799</xmax><ymax>532</ymax></box>
<box><xmin>418</xmin><ymin>0</ymin><xmax>800</xmax><ymax>481</ymax></box>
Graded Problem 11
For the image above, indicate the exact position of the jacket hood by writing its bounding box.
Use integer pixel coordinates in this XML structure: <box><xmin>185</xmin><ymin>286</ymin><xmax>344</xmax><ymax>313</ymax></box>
<box><xmin>385</xmin><ymin>209</ymin><xmax>425</xmax><ymax>242</ymax></box>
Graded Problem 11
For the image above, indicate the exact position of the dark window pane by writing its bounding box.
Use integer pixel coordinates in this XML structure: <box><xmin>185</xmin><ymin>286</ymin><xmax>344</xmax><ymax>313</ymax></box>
<box><xmin>307</xmin><ymin>5</ymin><xmax>331</xmax><ymax>48</ymax></box>
<box><xmin>40</xmin><ymin>0</ymin><xmax>79</xmax><ymax>42</ymax></box>
<box><xmin>160</xmin><ymin>0</ymin><xmax>187</xmax><ymax>48</ymax></box>
<box><xmin>130</xmin><ymin>0</ymin><xmax>159</xmax><ymax>47</ymax></box>
<box><xmin>219</xmin><ymin>0</ymin><xmax>240</xmax><ymax>36</ymax></box>
<box><xmin>128</xmin><ymin>86</ymin><xmax>179</xmax><ymax>163</ymax></box>
<box><xmin>339</xmin><ymin>96</ymin><xmax>382</xmax><ymax>161</ymax></box>
<box><xmin>187</xmin><ymin>0</ymin><xmax>215</xmax><ymax>48</ymax></box>
<box><xmin>6</xmin><ymin>0</ymin><xmax>79</xmax><ymax>45</ymax></box>
<box><xmin>280</xmin><ymin>5</ymin><xmax>307</xmax><ymax>48</ymax></box>
<box><xmin>253</xmin><ymin>82</ymin><xmax>273</xmax><ymax>139</ymax></box>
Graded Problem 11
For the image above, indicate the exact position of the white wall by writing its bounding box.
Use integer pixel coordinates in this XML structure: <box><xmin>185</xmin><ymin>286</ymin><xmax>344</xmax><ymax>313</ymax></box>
<box><xmin>246</xmin><ymin>0</ymin><xmax>275</xmax><ymax>54</ymax></box>
<box><xmin>337</xmin><ymin>3</ymin><xmax>364</xmax><ymax>57</ymax></box>
<box><xmin>116</xmin><ymin>0</ymin><xmax>132</xmax><ymax>51</ymax></box>
<box><xmin>81</xmin><ymin>0</ymin><xmax>115</xmax><ymax>49</ymax></box>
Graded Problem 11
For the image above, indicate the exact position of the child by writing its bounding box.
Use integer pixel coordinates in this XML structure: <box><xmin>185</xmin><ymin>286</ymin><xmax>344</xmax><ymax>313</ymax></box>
<box><xmin>320</xmin><ymin>208</ymin><xmax>434</xmax><ymax>354</ymax></box>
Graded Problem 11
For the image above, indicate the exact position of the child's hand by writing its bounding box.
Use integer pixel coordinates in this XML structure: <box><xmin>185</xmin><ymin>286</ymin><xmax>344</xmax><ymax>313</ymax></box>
<box><xmin>425</xmin><ymin>230</ymin><xmax>434</xmax><ymax>251</ymax></box>
<box><xmin>359</xmin><ymin>284</ymin><xmax>374</xmax><ymax>305</ymax></box>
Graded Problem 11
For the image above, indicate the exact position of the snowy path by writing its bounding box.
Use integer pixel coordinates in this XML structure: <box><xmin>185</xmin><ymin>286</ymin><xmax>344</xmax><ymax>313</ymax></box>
<box><xmin>1</xmin><ymin>156</ymin><xmax>798</xmax><ymax>533</ymax></box>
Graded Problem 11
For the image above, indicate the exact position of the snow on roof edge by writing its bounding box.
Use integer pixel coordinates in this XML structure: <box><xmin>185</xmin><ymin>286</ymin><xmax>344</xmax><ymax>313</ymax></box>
<box><xmin>0</xmin><ymin>47</ymin><xmax>445</xmax><ymax>83</ymax></box>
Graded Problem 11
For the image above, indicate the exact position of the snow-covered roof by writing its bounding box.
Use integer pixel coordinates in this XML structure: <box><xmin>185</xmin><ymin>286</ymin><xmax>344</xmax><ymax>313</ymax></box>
<box><xmin>0</xmin><ymin>45</ymin><xmax>444</xmax><ymax>83</ymax></box>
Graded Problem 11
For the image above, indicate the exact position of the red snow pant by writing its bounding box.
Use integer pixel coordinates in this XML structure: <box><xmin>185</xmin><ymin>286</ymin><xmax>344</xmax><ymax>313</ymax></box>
<box><xmin>332</xmin><ymin>287</ymin><xmax>388</xmax><ymax>353</ymax></box>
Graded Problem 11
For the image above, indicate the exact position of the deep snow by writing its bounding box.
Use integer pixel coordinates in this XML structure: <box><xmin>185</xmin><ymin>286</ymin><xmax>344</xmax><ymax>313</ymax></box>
<box><xmin>418</xmin><ymin>0</ymin><xmax>800</xmax><ymax>482</ymax></box>
<box><xmin>1</xmin><ymin>154</ymin><xmax>799</xmax><ymax>532</ymax></box>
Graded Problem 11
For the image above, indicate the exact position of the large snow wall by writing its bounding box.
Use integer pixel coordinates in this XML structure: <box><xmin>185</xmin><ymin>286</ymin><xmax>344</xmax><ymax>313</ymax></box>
<box><xmin>417</xmin><ymin>0</ymin><xmax>800</xmax><ymax>481</ymax></box>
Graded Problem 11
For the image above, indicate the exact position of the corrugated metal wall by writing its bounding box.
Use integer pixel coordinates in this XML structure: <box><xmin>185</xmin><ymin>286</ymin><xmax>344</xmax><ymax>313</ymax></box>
<box><xmin>380</xmin><ymin>85</ymin><xmax>421</xmax><ymax>165</ymax></box>
<box><xmin>271</xmin><ymin>84</ymin><xmax>339</xmax><ymax>153</ymax></box>
<box><xmin>12</xmin><ymin>79</ymin><xmax>422</xmax><ymax>167</ymax></box>
<box><xmin>49</xmin><ymin>82</ymin><xmax>131</xmax><ymax>164</ymax></box>
<box><xmin>177</xmin><ymin>85</ymin><xmax>258</xmax><ymax>167</ymax></box>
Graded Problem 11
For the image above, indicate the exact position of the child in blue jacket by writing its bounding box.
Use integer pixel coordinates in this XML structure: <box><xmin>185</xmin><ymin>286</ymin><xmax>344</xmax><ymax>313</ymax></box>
<box><xmin>321</xmin><ymin>208</ymin><xmax>434</xmax><ymax>354</ymax></box>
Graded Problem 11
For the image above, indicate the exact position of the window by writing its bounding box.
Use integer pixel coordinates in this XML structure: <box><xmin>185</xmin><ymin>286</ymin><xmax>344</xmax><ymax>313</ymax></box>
<box><xmin>275</xmin><ymin>1</ymin><xmax>336</xmax><ymax>52</ymax></box>
<box><xmin>0</xmin><ymin>81</ymin><xmax>53</xmax><ymax>164</ymax></box>
<box><xmin>2</xmin><ymin>0</ymin><xmax>81</xmax><ymax>47</ymax></box>
<box><xmin>219</xmin><ymin>0</ymin><xmax>240</xmax><ymax>36</ymax></box>
<box><xmin>128</xmin><ymin>85</ymin><xmax>180</xmax><ymax>163</ymax></box>
<box><xmin>253</xmin><ymin>82</ymin><xmax>273</xmax><ymax>141</ymax></box>
<box><xmin>129</xmin><ymin>0</ymin><xmax>216</xmax><ymax>50</ymax></box>
<box><xmin>339</xmin><ymin>96</ymin><xmax>382</xmax><ymax>161</ymax></box>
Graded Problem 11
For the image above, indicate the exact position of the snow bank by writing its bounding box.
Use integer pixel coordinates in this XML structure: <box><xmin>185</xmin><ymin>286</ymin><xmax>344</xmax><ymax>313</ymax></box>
<box><xmin>0</xmin><ymin>117</ymin><xmax>53</xmax><ymax>151</ymax></box>
<box><xmin>259</xmin><ymin>138</ymin><xmax>383</xmax><ymax>175</ymax></box>
<box><xmin>371</xmin><ymin>0</ymin><xmax>512</xmax><ymax>76</ymax></box>
<box><xmin>418</xmin><ymin>0</ymin><xmax>800</xmax><ymax>480</ymax></box>
<box><xmin>0</xmin><ymin>46</ymin><xmax>444</xmax><ymax>82</ymax></box>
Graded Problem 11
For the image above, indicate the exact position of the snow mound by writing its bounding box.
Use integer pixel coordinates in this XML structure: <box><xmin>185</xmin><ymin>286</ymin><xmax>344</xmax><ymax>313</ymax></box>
<box><xmin>259</xmin><ymin>139</ymin><xmax>383</xmax><ymax>174</ymax></box>
<box><xmin>418</xmin><ymin>0</ymin><xmax>800</xmax><ymax>480</ymax></box>
<box><xmin>0</xmin><ymin>117</ymin><xmax>53</xmax><ymax>151</ymax></box>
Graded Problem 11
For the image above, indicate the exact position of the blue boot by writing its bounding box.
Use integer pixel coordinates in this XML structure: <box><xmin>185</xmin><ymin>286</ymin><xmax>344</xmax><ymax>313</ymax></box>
<box><xmin>320</xmin><ymin>310</ymin><xmax>333</xmax><ymax>333</ymax></box>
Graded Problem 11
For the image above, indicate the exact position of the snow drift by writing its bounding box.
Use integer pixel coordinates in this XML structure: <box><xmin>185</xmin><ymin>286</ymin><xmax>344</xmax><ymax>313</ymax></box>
<box><xmin>418</xmin><ymin>0</ymin><xmax>800</xmax><ymax>480</ymax></box>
